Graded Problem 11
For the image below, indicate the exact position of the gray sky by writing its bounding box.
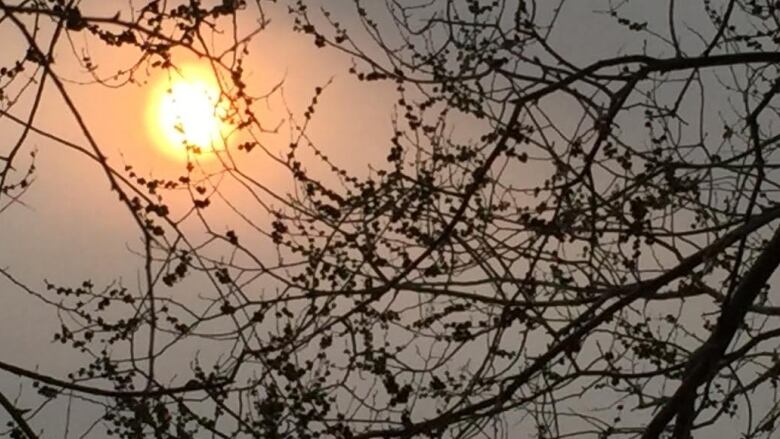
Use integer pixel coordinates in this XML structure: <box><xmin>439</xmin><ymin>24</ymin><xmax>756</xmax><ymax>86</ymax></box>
<box><xmin>1</xmin><ymin>1</ymin><xmax>775</xmax><ymax>437</ymax></box>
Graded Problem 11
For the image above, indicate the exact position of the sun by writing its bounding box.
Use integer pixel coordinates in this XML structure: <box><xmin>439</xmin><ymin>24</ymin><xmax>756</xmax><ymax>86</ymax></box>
<box><xmin>148</xmin><ymin>65</ymin><xmax>227</xmax><ymax>159</ymax></box>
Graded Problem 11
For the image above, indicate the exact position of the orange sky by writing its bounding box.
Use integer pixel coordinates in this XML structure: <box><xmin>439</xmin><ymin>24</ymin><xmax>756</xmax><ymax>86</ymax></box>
<box><xmin>0</xmin><ymin>1</ymin><xmax>402</xmax><ymax>380</ymax></box>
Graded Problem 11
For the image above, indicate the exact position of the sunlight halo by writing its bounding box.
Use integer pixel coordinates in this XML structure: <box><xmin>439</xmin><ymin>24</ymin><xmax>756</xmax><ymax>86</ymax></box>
<box><xmin>147</xmin><ymin>64</ymin><xmax>228</xmax><ymax>160</ymax></box>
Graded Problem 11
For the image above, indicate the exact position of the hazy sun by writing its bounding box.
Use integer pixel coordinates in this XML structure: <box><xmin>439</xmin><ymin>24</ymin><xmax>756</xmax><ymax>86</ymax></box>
<box><xmin>148</xmin><ymin>65</ymin><xmax>227</xmax><ymax>159</ymax></box>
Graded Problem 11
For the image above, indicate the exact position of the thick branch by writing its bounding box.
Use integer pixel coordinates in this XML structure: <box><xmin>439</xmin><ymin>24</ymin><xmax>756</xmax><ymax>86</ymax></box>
<box><xmin>0</xmin><ymin>359</ymin><xmax>224</xmax><ymax>398</ymax></box>
<box><xmin>0</xmin><ymin>391</ymin><xmax>38</xmax><ymax>439</ymax></box>
<box><xmin>643</xmin><ymin>225</ymin><xmax>780</xmax><ymax>438</ymax></box>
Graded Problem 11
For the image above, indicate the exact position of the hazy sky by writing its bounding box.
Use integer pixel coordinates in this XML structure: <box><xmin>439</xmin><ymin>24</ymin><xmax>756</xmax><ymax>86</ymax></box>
<box><xmin>0</xmin><ymin>0</ymin><xmax>400</xmax><ymax>421</ymax></box>
<box><xmin>0</xmin><ymin>1</ymin><xmax>768</xmax><ymax>437</ymax></box>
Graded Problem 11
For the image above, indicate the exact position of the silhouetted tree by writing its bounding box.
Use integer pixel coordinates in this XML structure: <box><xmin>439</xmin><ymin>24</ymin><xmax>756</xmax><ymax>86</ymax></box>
<box><xmin>3</xmin><ymin>1</ymin><xmax>780</xmax><ymax>438</ymax></box>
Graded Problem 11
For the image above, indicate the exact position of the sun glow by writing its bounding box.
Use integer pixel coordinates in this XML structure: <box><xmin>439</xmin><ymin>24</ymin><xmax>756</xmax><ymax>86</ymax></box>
<box><xmin>148</xmin><ymin>65</ymin><xmax>227</xmax><ymax>159</ymax></box>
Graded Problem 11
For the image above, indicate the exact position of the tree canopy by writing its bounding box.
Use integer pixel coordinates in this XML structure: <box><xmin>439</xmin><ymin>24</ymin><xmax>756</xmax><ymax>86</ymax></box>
<box><xmin>3</xmin><ymin>1</ymin><xmax>780</xmax><ymax>438</ymax></box>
